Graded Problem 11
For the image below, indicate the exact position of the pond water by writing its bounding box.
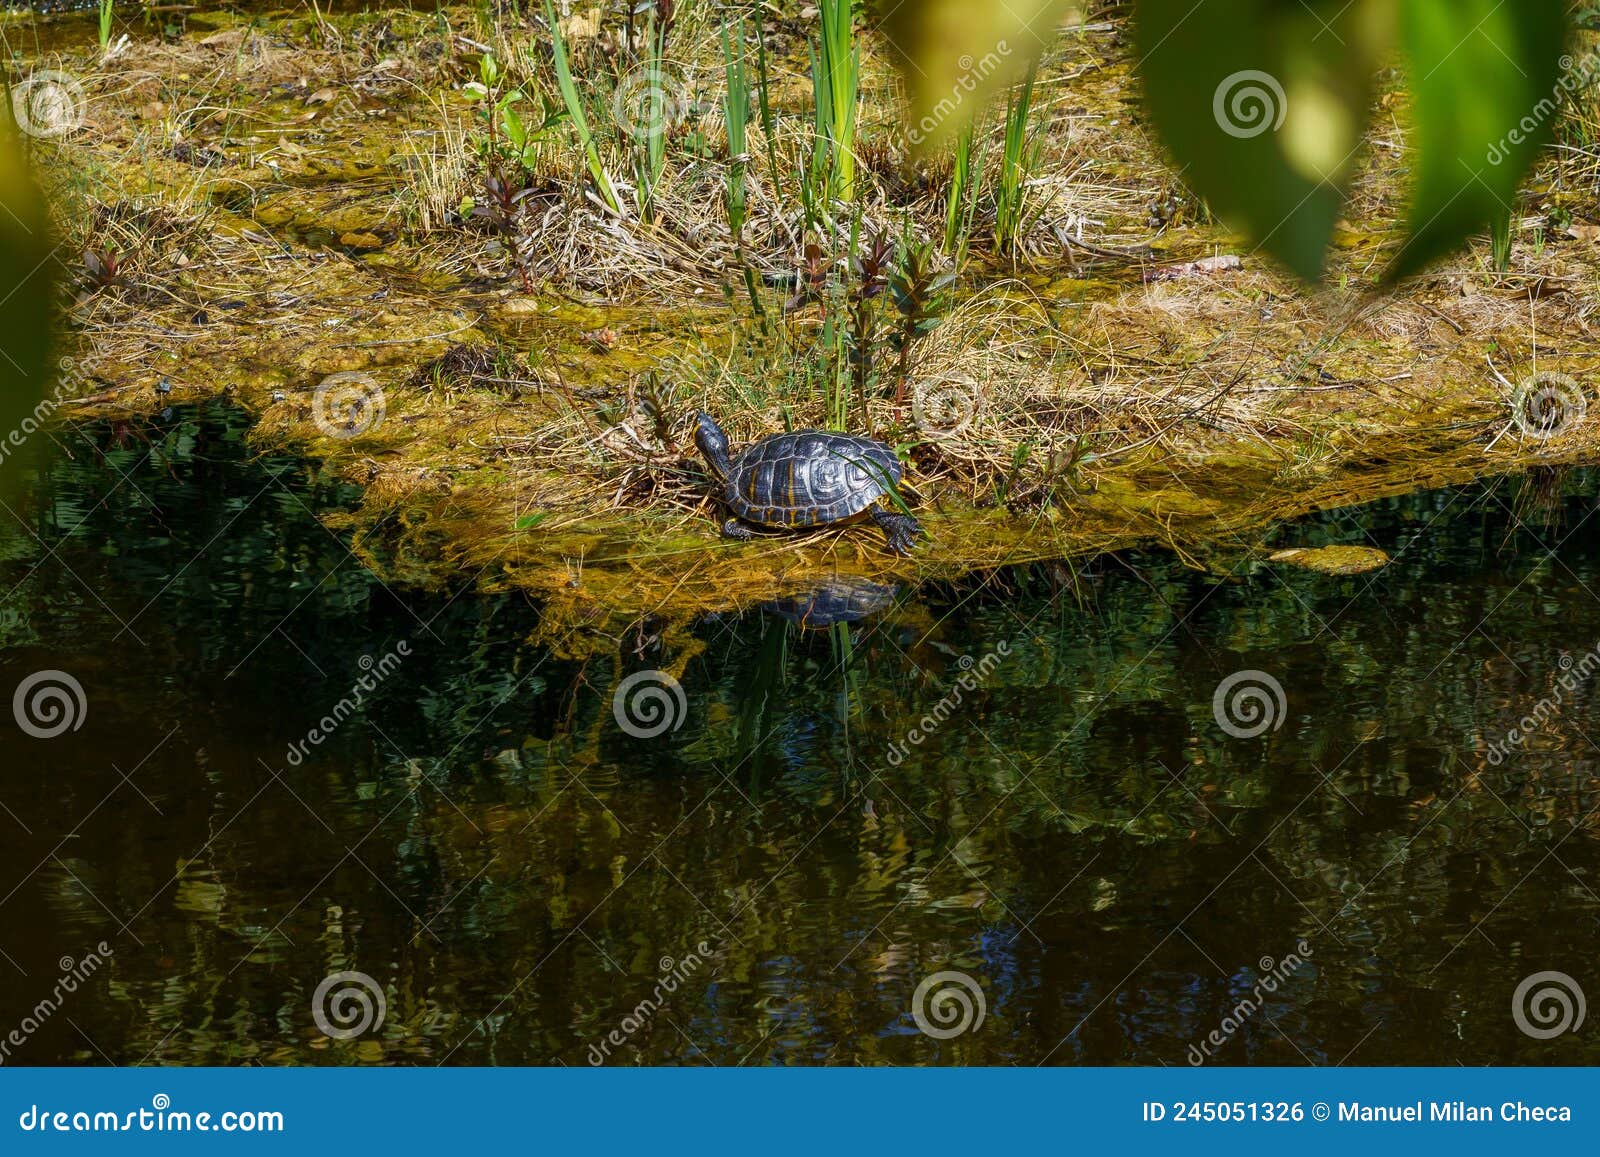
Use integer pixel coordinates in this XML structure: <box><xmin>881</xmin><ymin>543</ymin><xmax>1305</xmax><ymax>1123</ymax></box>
<box><xmin>0</xmin><ymin>401</ymin><xmax>1596</xmax><ymax>1066</ymax></box>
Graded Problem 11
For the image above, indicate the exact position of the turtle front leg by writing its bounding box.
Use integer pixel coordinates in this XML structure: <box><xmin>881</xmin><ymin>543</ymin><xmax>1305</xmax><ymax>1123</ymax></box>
<box><xmin>870</xmin><ymin>507</ymin><xmax>922</xmax><ymax>556</ymax></box>
<box><xmin>721</xmin><ymin>517</ymin><xmax>763</xmax><ymax>542</ymax></box>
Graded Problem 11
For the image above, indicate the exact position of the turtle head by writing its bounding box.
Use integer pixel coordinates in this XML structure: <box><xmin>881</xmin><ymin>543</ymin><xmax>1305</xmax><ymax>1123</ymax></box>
<box><xmin>694</xmin><ymin>412</ymin><xmax>733</xmax><ymax>482</ymax></box>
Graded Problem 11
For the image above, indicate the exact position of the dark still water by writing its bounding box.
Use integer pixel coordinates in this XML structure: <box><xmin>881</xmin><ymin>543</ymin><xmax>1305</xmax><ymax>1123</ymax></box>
<box><xmin>1</xmin><ymin>402</ymin><xmax>1597</xmax><ymax>1066</ymax></box>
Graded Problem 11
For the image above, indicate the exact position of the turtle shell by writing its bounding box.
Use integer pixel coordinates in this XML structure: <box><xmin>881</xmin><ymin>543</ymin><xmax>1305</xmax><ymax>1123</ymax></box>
<box><xmin>726</xmin><ymin>430</ymin><xmax>901</xmax><ymax>528</ymax></box>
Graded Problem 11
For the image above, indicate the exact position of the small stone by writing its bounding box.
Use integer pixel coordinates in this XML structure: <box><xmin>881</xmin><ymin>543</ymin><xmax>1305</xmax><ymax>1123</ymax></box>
<box><xmin>339</xmin><ymin>231</ymin><xmax>385</xmax><ymax>250</ymax></box>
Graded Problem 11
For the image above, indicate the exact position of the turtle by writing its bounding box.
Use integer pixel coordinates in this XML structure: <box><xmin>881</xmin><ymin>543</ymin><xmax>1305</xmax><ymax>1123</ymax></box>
<box><xmin>694</xmin><ymin>412</ymin><xmax>922</xmax><ymax>555</ymax></box>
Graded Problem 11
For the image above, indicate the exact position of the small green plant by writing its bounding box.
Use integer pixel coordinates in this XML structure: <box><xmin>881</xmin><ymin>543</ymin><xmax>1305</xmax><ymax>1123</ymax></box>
<box><xmin>845</xmin><ymin>228</ymin><xmax>893</xmax><ymax>410</ymax></box>
<box><xmin>543</xmin><ymin>0</ymin><xmax>622</xmax><ymax>217</ymax></box>
<box><xmin>81</xmin><ymin>246</ymin><xmax>125</xmax><ymax>293</ymax></box>
<box><xmin>888</xmin><ymin>239</ymin><xmax>956</xmax><ymax>407</ymax></box>
<box><xmin>463</xmin><ymin>54</ymin><xmax>560</xmax><ymax>179</ymax></box>
<box><xmin>98</xmin><ymin>0</ymin><xmax>115</xmax><ymax>51</ymax></box>
<box><xmin>994</xmin><ymin>63</ymin><xmax>1041</xmax><ymax>254</ymax></box>
<box><xmin>1490</xmin><ymin>206</ymin><xmax>1513</xmax><ymax>273</ymax></box>
<box><xmin>783</xmin><ymin>243</ymin><xmax>829</xmax><ymax>314</ymax></box>
<box><xmin>1018</xmin><ymin>435</ymin><xmax>1095</xmax><ymax>509</ymax></box>
<box><xmin>467</xmin><ymin>174</ymin><xmax>539</xmax><ymax>291</ymax></box>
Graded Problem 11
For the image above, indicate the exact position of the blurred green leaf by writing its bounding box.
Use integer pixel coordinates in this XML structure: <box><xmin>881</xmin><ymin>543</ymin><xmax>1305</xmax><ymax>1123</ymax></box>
<box><xmin>1137</xmin><ymin>0</ymin><xmax>1383</xmax><ymax>281</ymax></box>
<box><xmin>0</xmin><ymin>122</ymin><xmax>56</xmax><ymax>493</ymax></box>
<box><xmin>1389</xmin><ymin>0</ymin><xmax>1568</xmax><ymax>279</ymax></box>
<box><xmin>876</xmin><ymin>0</ymin><xmax>1074</xmax><ymax>148</ymax></box>
<box><xmin>881</xmin><ymin>1</ymin><xmax>1570</xmax><ymax>282</ymax></box>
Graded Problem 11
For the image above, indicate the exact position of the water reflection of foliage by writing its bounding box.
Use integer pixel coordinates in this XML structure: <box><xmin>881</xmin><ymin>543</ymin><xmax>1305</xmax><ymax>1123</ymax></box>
<box><xmin>3</xmin><ymin>407</ymin><xmax>1599</xmax><ymax>1066</ymax></box>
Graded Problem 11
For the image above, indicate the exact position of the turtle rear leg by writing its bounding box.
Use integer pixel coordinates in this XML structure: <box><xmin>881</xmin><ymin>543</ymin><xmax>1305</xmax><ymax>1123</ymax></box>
<box><xmin>870</xmin><ymin>507</ymin><xmax>922</xmax><ymax>556</ymax></box>
<box><xmin>721</xmin><ymin>517</ymin><xmax>763</xmax><ymax>542</ymax></box>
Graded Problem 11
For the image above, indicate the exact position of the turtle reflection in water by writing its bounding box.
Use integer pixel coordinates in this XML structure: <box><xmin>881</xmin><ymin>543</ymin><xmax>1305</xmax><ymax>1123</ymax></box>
<box><xmin>763</xmin><ymin>579</ymin><xmax>900</xmax><ymax>629</ymax></box>
<box><xmin>694</xmin><ymin>412</ymin><xmax>922</xmax><ymax>555</ymax></box>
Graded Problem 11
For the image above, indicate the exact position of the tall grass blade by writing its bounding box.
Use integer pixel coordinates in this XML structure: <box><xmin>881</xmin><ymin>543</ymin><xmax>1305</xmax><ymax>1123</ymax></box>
<box><xmin>817</xmin><ymin>0</ymin><xmax>858</xmax><ymax>202</ymax></box>
<box><xmin>722</xmin><ymin>20</ymin><xmax>765</xmax><ymax>317</ymax></box>
<box><xmin>945</xmin><ymin>120</ymin><xmax>982</xmax><ymax>264</ymax></box>
<box><xmin>543</xmin><ymin>0</ymin><xmax>622</xmax><ymax>217</ymax></box>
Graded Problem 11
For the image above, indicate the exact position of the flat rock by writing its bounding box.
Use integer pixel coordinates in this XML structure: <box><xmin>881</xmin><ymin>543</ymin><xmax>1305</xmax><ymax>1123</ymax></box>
<box><xmin>1269</xmin><ymin>545</ymin><xmax>1390</xmax><ymax>575</ymax></box>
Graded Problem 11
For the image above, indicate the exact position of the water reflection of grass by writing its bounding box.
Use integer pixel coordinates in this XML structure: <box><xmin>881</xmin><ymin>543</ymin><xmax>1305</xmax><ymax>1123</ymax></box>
<box><xmin>6</xmin><ymin>411</ymin><xmax>1600</xmax><ymax>1065</ymax></box>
